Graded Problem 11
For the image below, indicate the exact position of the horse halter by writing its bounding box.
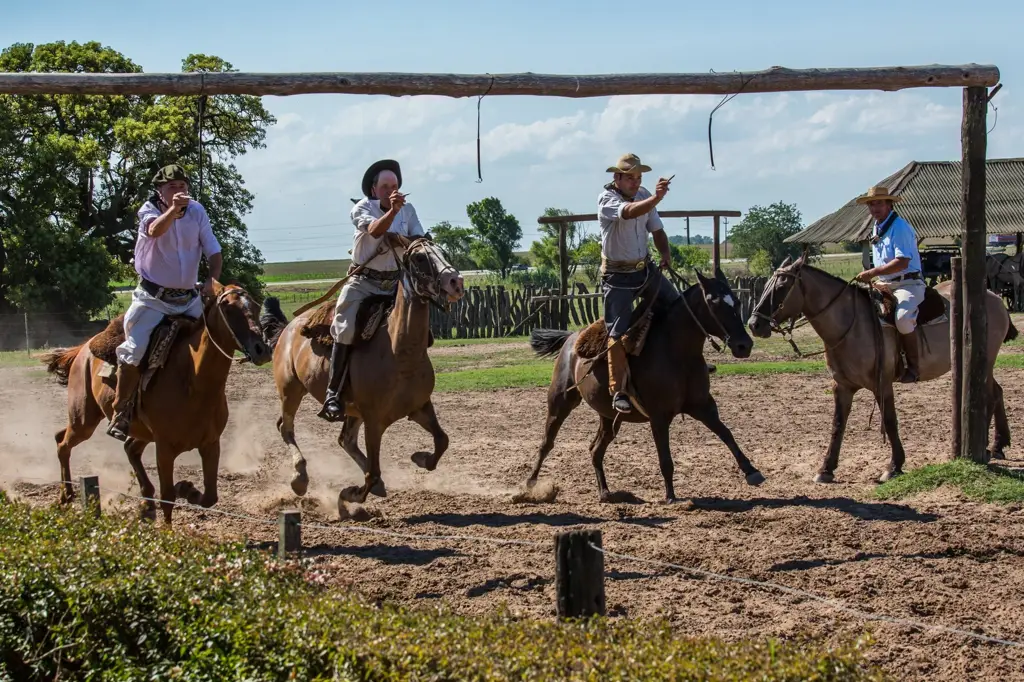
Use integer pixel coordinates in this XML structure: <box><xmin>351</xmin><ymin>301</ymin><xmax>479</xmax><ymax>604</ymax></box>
<box><xmin>396</xmin><ymin>237</ymin><xmax>460</xmax><ymax>311</ymax></box>
<box><xmin>666</xmin><ymin>265</ymin><xmax>732</xmax><ymax>352</ymax></box>
<box><xmin>201</xmin><ymin>286</ymin><xmax>261</xmax><ymax>361</ymax></box>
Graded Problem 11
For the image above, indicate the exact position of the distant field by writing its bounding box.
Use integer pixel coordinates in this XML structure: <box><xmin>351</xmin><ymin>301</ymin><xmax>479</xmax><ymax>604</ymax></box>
<box><xmin>262</xmin><ymin>259</ymin><xmax>352</xmax><ymax>282</ymax></box>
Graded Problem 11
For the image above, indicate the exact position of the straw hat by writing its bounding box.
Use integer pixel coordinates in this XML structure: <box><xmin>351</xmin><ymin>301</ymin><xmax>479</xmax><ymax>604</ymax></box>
<box><xmin>855</xmin><ymin>185</ymin><xmax>902</xmax><ymax>204</ymax></box>
<box><xmin>606</xmin><ymin>153</ymin><xmax>652</xmax><ymax>175</ymax></box>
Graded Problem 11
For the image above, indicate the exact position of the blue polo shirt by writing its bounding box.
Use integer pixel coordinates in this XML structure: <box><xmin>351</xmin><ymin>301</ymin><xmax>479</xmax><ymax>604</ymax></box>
<box><xmin>871</xmin><ymin>212</ymin><xmax>922</xmax><ymax>281</ymax></box>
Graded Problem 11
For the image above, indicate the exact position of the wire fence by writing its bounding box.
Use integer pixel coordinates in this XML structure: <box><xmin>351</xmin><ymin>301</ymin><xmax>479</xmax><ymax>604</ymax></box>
<box><xmin>10</xmin><ymin>474</ymin><xmax>1023</xmax><ymax>650</ymax></box>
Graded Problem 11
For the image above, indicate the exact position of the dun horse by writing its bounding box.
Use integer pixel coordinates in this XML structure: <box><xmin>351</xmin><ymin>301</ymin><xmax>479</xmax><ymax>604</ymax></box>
<box><xmin>41</xmin><ymin>283</ymin><xmax>273</xmax><ymax>524</ymax></box>
<box><xmin>527</xmin><ymin>266</ymin><xmax>765</xmax><ymax>502</ymax></box>
<box><xmin>748</xmin><ymin>253</ymin><xmax>1017</xmax><ymax>483</ymax></box>
<box><xmin>260</xmin><ymin>236</ymin><xmax>465</xmax><ymax>508</ymax></box>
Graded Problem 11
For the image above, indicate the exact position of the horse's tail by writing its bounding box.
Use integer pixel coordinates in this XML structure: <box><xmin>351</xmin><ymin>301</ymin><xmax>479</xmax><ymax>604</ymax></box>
<box><xmin>260</xmin><ymin>296</ymin><xmax>289</xmax><ymax>350</ymax></box>
<box><xmin>530</xmin><ymin>328</ymin><xmax>573</xmax><ymax>358</ymax></box>
<box><xmin>39</xmin><ymin>345</ymin><xmax>83</xmax><ymax>386</ymax></box>
<box><xmin>1005</xmin><ymin>310</ymin><xmax>1019</xmax><ymax>343</ymax></box>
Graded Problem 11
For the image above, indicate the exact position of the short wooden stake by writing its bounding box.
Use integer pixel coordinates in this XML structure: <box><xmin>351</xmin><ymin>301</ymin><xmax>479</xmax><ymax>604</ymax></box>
<box><xmin>80</xmin><ymin>475</ymin><xmax>100</xmax><ymax>517</ymax></box>
<box><xmin>279</xmin><ymin>509</ymin><xmax>302</xmax><ymax>559</ymax></box>
<box><xmin>555</xmin><ymin>529</ymin><xmax>605</xmax><ymax>618</ymax></box>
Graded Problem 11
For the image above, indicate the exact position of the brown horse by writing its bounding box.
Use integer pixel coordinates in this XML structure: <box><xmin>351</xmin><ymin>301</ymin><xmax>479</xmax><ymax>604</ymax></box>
<box><xmin>260</xmin><ymin>236</ymin><xmax>465</xmax><ymax>508</ymax></box>
<box><xmin>747</xmin><ymin>253</ymin><xmax>1017</xmax><ymax>483</ymax></box>
<box><xmin>41</xmin><ymin>282</ymin><xmax>273</xmax><ymax>524</ymax></box>
<box><xmin>527</xmin><ymin>267</ymin><xmax>765</xmax><ymax>503</ymax></box>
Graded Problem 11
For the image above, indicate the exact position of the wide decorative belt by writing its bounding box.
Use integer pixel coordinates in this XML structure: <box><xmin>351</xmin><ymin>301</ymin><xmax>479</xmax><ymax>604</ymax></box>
<box><xmin>359</xmin><ymin>268</ymin><xmax>401</xmax><ymax>282</ymax></box>
<box><xmin>601</xmin><ymin>256</ymin><xmax>650</xmax><ymax>275</ymax></box>
<box><xmin>140</xmin><ymin>278</ymin><xmax>197</xmax><ymax>302</ymax></box>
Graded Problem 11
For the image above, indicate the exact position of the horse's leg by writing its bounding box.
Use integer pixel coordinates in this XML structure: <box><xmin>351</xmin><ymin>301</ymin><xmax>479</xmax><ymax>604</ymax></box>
<box><xmin>528</xmin><ymin>382</ymin><xmax>583</xmax><ymax>483</ymax></box>
<box><xmin>195</xmin><ymin>441</ymin><xmax>221</xmax><ymax>509</ymax></box>
<box><xmin>408</xmin><ymin>400</ymin><xmax>449</xmax><ymax>472</ymax></box>
<box><xmin>688</xmin><ymin>397</ymin><xmax>765</xmax><ymax>486</ymax></box>
<box><xmin>155</xmin><ymin>442</ymin><xmax>181</xmax><ymax>526</ymax></box>
<box><xmin>339</xmin><ymin>422</ymin><xmax>384</xmax><ymax>505</ymax></box>
<box><xmin>877</xmin><ymin>389</ymin><xmax>907</xmax><ymax>482</ymax></box>
<box><xmin>814</xmin><ymin>383</ymin><xmax>856</xmax><ymax>484</ymax></box>
<box><xmin>56</xmin><ymin>400</ymin><xmax>104</xmax><ymax>505</ymax></box>
<box><xmin>124</xmin><ymin>437</ymin><xmax>156</xmax><ymax>521</ymax></box>
<box><xmin>338</xmin><ymin>416</ymin><xmax>386</xmax><ymax>498</ymax></box>
<box><xmin>592</xmin><ymin>416</ymin><xmax>620</xmax><ymax>503</ymax></box>
<box><xmin>276</xmin><ymin>384</ymin><xmax>309</xmax><ymax>496</ymax></box>
<box><xmin>649</xmin><ymin>415</ymin><xmax>680</xmax><ymax>502</ymax></box>
<box><xmin>990</xmin><ymin>379</ymin><xmax>1010</xmax><ymax>460</ymax></box>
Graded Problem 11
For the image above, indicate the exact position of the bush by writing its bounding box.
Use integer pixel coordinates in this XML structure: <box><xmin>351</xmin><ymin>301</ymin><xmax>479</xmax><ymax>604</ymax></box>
<box><xmin>748</xmin><ymin>249</ymin><xmax>775</xmax><ymax>277</ymax></box>
<box><xmin>0</xmin><ymin>494</ymin><xmax>884</xmax><ymax>681</ymax></box>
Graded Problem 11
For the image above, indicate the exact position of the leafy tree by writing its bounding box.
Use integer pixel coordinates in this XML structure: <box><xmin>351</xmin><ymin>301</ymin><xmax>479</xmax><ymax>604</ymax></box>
<box><xmin>729</xmin><ymin>201</ymin><xmax>819</xmax><ymax>269</ymax></box>
<box><xmin>577</xmin><ymin>237</ymin><xmax>602</xmax><ymax>285</ymax></box>
<box><xmin>669</xmin><ymin>234</ymin><xmax>714</xmax><ymax>246</ymax></box>
<box><xmin>748</xmin><ymin>249</ymin><xmax>774</xmax><ymax>276</ymax></box>
<box><xmin>0</xmin><ymin>41</ymin><xmax>273</xmax><ymax>318</ymax></box>
<box><xmin>529</xmin><ymin>208</ymin><xmax>593</xmax><ymax>278</ymax></box>
<box><xmin>429</xmin><ymin>221</ymin><xmax>477</xmax><ymax>270</ymax></box>
<box><xmin>672</xmin><ymin>244</ymin><xmax>711</xmax><ymax>271</ymax></box>
<box><xmin>466</xmin><ymin>197</ymin><xmax>522</xmax><ymax>278</ymax></box>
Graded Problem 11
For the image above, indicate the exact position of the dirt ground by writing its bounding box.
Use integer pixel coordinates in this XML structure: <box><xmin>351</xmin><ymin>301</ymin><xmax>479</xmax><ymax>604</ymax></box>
<box><xmin>4</xmin><ymin>356</ymin><xmax>1024</xmax><ymax>681</ymax></box>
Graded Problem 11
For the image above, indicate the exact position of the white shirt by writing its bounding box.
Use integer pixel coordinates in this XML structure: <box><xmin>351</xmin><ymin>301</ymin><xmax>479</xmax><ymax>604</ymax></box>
<box><xmin>597</xmin><ymin>185</ymin><xmax>665</xmax><ymax>263</ymax></box>
<box><xmin>135</xmin><ymin>200</ymin><xmax>222</xmax><ymax>290</ymax></box>
<box><xmin>350</xmin><ymin>198</ymin><xmax>425</xmax><ymax>271</ymax></box>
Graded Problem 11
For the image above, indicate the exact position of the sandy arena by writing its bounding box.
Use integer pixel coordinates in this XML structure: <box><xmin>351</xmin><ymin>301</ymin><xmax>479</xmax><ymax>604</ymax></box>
<box><xmin>3</xmin><ymin>354</ymin><xmax>1024</xmax><ymax>680</ymax></box>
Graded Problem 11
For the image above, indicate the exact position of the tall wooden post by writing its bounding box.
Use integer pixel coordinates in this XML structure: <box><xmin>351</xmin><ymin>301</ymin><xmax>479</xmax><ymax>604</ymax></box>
<box><xmin>558</xmin><ymin>224</ymin><xmax>569</xmax><ymax>329</ymax></box>
<box><xmin>713</xmin><ymin>215</ymin><xmax>721</xmax><ymax>272</ymax></box>
<box><xmin>950</xmin><ymin>256</ymin><xmax>963</xmax><ymax>460</ymax></box>
<box><xmin>960</xmin><ymin>86</ymin><xmax>989</xmax><ymax>463</ymax></box>
<box><xmin>686</xmin><ymin>216</ymin><xmax>691</xmax><ymax>245</ymax></box>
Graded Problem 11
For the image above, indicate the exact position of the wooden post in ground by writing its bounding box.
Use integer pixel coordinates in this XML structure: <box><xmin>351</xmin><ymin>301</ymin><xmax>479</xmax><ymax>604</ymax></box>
<box><xmin>279</xmin><ymin>509</ymin><xmax>302</xmax><ymax>558</ymax></box>
<box><xmin>558</xmin><ymin>223</ymin><xmax>569</xmax><ymax>330</ymax></box>
<box><xmin>950</xmin><ymin>256</ymin><xmax>964</xmax><ymax>460</ymax></box>
<box><xmin>80</xmin><ymin>475</ymin><xmax>100</xmax><ymax>517</ymax></box>
<box><xmin>686</xmin><ymin>216</ymin><xmax>690</xmax><ymax>245</ymax></box>
<box><xmin>555</xmin><ymin>529</ymin><xmax>605</xmax><ymax>618</ymax></box>
<box><xmin>960</xmin><ymin>85</ymin><xmax>989</xmax><ymax>463</ymax></box>
<box><xmin>713</xmin><ymin>215</ymin><xmax>721</xmax><ymax>272</ymax></box>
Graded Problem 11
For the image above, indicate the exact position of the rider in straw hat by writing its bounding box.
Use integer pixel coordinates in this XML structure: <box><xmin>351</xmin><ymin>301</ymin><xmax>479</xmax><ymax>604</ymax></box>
<box><xmin>319</xmin><ymin>159</ymin><xmax>425</xmax><ymax>422</ymax></box>
<box><xmin>854</xmin><ymin>184</ymin><xmax>925</xmax><ymax>383</ymax></box>
<box><xmin>597</xmin><ymin>153</ymin><xmax>676</xmax><ymax>413</ymax></box>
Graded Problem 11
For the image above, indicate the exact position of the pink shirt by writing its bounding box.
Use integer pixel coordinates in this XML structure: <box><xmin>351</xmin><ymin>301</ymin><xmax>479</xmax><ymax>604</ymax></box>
<box><xmin>135</xmin><ymin>200</ymin><xmax>222</xmax><ymax>289</ymax></box>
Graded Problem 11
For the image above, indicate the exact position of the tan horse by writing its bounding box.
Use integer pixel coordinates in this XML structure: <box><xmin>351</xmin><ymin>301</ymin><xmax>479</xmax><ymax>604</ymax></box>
<box><xmin>260</xmin><ymin>236</ymin><xmax>465</xmax><ymax>507</ymax></box>
<box><xmin>41</xmin><ymin>282</ymin><xmax>273</xmax><ymax>524</ymax></box>
<box><xmin>748</xmin><ymin>253</ymin><xmax>1017</xmax><ymax>483</ymax></box>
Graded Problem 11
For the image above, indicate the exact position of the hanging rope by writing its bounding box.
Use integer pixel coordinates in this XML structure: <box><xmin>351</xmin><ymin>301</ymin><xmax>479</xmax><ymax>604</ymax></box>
<box><xmin>475</xmin><ymin>75</ymin><xmax>495</xmax><ymax>183</ymax></box>
<box><xmin>707</xmin><ymin>72</ymin><xmax>756</xmax><ymax>170</ymax></box>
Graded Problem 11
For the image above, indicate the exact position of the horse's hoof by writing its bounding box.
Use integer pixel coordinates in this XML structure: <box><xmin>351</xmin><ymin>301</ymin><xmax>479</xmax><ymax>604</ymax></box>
<box><xmin>369</xmin><ymin>479</ymin><xmax>387</xmax><ymax>498</ymax></box>
<box><xmin>990</xmin><ymin>449</ymin><xmax>1007</xmax><ymax>461</ymax></box>
<box><xmin>813</xmin><ymin>472</ymin><xmax>835</xmax><ymax>484</ymax></box>
<box><xmin>139</xmin><ymin>504</ymin><xmax>157</xmax><ymax>522</ymax></box>
<box><xmin>745</xmin><ymin>471</ymin><xmax>766</xmax><ymax>486</ymax></box>
<box><xmin>175</xmin><ymin>481</ymin><xmax>202</xmax><ymax>506</ymax></box>
<box><xmin>877</xmin><ymin>470</ymin><xmax>903</xmax><ymax>483</ymax></box>
<box><xmin>410</xmin><ymin>451</ymin><xmax>436</xmax><ymax>471</ymax></box>
<box><xmin>290</xmin><ymin>473</ymin><xmax>309</xmax><ymax>497</ymax></box>
<box><xmin>339</xmin><ymin>485</ymin><xmax>365</xmax><ymax>503</ymax></box>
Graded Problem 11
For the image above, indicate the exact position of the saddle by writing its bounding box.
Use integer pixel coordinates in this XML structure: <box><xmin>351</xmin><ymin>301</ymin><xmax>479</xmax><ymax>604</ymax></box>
<box><xmin>90</xmin><ymin>312</ymin><xmax>194</xmax><ymax>391</ymax></box>
<box><xmin>870</xmin><ymin>286</ymin><xmax>948</xmax><ymax>328</ymax></box>
<box><xmin>298</xmin><ymin>295</ymin><xmax>434</xmax><ymax>350</ymax></box>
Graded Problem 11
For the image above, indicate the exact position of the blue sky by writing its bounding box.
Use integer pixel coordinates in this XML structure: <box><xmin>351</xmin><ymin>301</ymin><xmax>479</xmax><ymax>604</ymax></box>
<box><xmin>6</xmin><ymin>0</ymin><xmax>1023</xmax><ymax>263</ymax></box>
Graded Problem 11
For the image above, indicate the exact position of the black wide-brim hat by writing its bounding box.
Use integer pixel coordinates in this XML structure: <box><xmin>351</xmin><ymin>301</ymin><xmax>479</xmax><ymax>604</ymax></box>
<box><xmin>361</xmin><ymin>159</ymin><xmax>402</xmax><ymax>199</ymax></box>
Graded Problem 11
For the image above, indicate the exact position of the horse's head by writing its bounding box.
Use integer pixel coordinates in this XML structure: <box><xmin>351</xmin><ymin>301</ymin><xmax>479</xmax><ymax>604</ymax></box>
<box><xmin>747</xmin><ymin>253</ymin><xmax>806</xmax><ymax>339</ymax></box>
<box><xmin>692</xmin><ymin>267</ymin><xmax>753</xmax><ymax>359</ymax></box>
<box><xmin>204</xmin><ymin>282</ymin><xmax>274</xmax><ymax>366</ymax></box>
<box><xmin>394</xmin><ymin>234</ymin><xmax>466</xmax><ymax>305</ymax></box>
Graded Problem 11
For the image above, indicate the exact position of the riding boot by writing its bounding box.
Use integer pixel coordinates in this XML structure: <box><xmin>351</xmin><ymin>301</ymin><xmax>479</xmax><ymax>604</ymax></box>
<box><xmin>106</xmin><ymin>362</ymin><xmax>141</xmax><ymax>441</ymax></box>
<box><xmin>607</xmin><ymin>337</ymin><xmax>633</xmax><ymax>413</ymax></box>
<box><xmin>899</xmin><ymin>329</ymin><xmax>921</xmax><ymax>384</ymax></box>
<box><xmin>318</xmin><ymin>341</ymin><xmax>351</xmax><ymax>422</ymax></box>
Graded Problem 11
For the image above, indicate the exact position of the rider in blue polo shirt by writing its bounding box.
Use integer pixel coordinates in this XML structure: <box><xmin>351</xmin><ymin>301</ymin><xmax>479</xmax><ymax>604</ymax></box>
<box><xmin>854</xmin><ymin>185</ymin><xmax>925</xmax><ymax>383</ymax></box>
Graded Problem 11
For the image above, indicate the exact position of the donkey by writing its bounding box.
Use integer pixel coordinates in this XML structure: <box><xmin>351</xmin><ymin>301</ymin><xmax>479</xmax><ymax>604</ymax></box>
<box><xmin>527</xmin><ymin>266</ymin><xmax>764</xmax><ymax>503</ymax></box>
<box><xmin>748</xmin><ymin>253</ymin><xmax>1017</xmax><ymax>483</ymax></box>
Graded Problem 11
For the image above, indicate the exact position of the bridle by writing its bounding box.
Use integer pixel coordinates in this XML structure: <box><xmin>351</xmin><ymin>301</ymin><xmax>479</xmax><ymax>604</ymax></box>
<box><xmin>394</xmin><ymin>237</ymin><xmax>460</xmax><ymax>312</ymax></box>
<box><xmin>665</xmin><ymin>265</ymin><xmax>734</xmax><ymax>353</ymax></box>
<box><xmin>200</xmin><ymin>286</ymin><xmax>262</xmax><ymax>362</ymax></box>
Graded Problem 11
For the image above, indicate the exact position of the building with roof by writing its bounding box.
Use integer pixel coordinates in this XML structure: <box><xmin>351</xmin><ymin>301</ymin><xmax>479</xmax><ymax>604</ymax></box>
<box><xmin>786</xmin><ymin>158</ymin><xmax>1024</xmax><ymax>245</ymax></box>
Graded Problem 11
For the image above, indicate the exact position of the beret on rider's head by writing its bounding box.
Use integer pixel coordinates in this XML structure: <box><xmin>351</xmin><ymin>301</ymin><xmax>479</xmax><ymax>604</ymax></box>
<box><xmin>153</xmin><ymin>164</ymin><xmax>191</xmax><ymax>187</ymax></box>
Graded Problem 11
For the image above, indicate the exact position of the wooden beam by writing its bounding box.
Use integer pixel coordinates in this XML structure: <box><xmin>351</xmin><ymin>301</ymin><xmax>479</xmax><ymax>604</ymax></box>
<box><xmin>0</xmin><ymin>65</ymin><xmax>999</xmax><ymax>97</ymax></box>
<box><xmin>950</xmin><ymin>255</ymin><xmax>963</xmax><ymax>461</ymax></box>
<box><xmin>713</xmin><ymin>215</ymin><xmax>722</xmax><ymax>271</ymax></box>
<box><xmin>959</xmin><ymin>86</ymin><xmax>989</xmax><ymax>463</ymax></box>
<box><xmin>537</xmin><ymin>210</ymin><xmax>741</xmax><ymax>225</ymax></box>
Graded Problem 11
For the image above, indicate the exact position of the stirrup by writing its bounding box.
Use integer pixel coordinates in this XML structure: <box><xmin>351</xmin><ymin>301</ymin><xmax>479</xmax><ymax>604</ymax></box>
<box><xmin>317</xmin><ymin>393</ymin><xmax>345</xmax><ymax>422</ymax></box>
<box><xmin>612</xmin><ymin>392</ymin><xmax>633</xmax><ymax>413</ymax></box>
<box><xmin>106</xmin><ymin>415</ymin><xmax>130</xmax><ymax>442</ymax></box>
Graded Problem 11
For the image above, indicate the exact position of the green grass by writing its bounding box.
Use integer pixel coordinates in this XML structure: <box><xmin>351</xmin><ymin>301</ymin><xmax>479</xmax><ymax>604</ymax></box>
<box><xmin>434</xmin><ymin>360</ymin><xmax>554</xmax><ymax>392</ymax></box>
<box><xmin>0</xmin><ymin>350</ymin><xmax>42</xmax><ymax>369</ymax></box>
<box><xmin>0</xmin><ymin>495</ymin><xmax>883</xmax><ymax>681</ymax></box>
<box><xmin>261</xmin><ymin>258</ymin><xmax>352</xmax><ymax>280</ymax></box>
<box><xmin>874</xmin><ymin>460</ymin><xmax>1024</xmax><ymax>504</ymax></box>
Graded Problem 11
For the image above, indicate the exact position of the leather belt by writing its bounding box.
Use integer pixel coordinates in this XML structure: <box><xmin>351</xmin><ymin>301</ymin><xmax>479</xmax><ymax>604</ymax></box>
<box><xmin>140</xmin><ymin>278</ymin><xmax>197</xmax><ymax>302</ymax></box>
<box><xmin>884</xmin><ymin>271</ymin><xmax>922</xmax><ymax>283</ymax></box>
<box><xmin>601</xmin><ymin>256</ymin><xmax>650</xmax><ymax>275</ymax></box>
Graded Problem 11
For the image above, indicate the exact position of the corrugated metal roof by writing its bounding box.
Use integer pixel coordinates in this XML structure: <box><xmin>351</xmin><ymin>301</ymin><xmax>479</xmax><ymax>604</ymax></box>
<box><xmin>786</xmin><ymin>158</ymin><xmax>1024</xmax><ymax>243</ymax></box>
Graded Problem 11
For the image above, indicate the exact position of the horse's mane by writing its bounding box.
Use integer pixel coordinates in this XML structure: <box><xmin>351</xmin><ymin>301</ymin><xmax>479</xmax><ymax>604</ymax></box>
<box><xmin>797</xmin><ymin>263</ymin><xmax>875</xmax><ymax>307</ymax></box>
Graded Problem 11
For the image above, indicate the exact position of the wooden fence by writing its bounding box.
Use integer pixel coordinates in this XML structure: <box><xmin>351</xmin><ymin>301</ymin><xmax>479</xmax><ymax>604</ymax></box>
<box><xmin>427</xmin><ymin>276</ymin><xmax>770</xmax><ymax>340</ymax></box>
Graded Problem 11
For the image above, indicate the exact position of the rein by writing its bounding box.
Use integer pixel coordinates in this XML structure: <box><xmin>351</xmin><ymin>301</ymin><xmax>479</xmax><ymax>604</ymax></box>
<box><xmin>200</xmin><ymin>287</ymin><xmax>260</xmax><ymax>361</ymax></box>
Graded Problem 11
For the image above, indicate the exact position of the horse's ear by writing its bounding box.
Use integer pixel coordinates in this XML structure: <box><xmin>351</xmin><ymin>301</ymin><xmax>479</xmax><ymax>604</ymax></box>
<box><xmin>794</xmin><ymin>251</ymin><xmax>807</xmax><ymax>267</ymax></box>
<box><xmin>715</xmin><ymin>266</ymin><xmax>728</xmax><ymax>283</ymax></box>
<box><xmin>779</xmin><ymin>255</ymin><xmax>793</xmax><ymax>269</ymax></box>
<box><xmin>694</xmin><ymin>268</ymin><xmax>708</xmax><ymax>283</ymax></box>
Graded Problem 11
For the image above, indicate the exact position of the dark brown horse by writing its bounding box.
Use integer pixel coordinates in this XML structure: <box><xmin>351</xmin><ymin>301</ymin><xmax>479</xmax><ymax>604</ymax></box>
<box><xmin>748</xmin><ymin>254</ymin><xmax>1017</xmax><ymax>483</ymax></box>
<box><xmin>41</xmin><ymin>282</ymin><xmax>273</xmax><ymax>525</ymax></box>
<box><xmin>527</xmin><ymin>267</ymin><xmax>764</xmax><ymax>503</ymax></box>
<box><xmin>260</xmin><ymin>236</ymin><xmax>465</xmax><ymax>509</ymax></box>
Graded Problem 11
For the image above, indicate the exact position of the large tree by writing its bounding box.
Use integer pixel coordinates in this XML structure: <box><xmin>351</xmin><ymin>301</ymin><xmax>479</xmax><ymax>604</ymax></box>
<box><xmin>0</xmin><ymin>41</ymin><xmax>274</xmax><ymax>319</ymax></box>
<box><xmin>529</xmin><ymin>207</ymin><xmax>595</xmax><ymax>278</ymax></box>
<box><xmin>728</xmin><ymin>201</ymin><xmax>819</xmax><ymax>269</ymax></box>
<box><xmin>429</xmin><ymin>220</ymin><xmax>477</xmax><ymax>271</ymax></box>
<box><xmin>465</xmin><ymin>197</ymin><xmax>522</xmax><ymax>278</ymax></box>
